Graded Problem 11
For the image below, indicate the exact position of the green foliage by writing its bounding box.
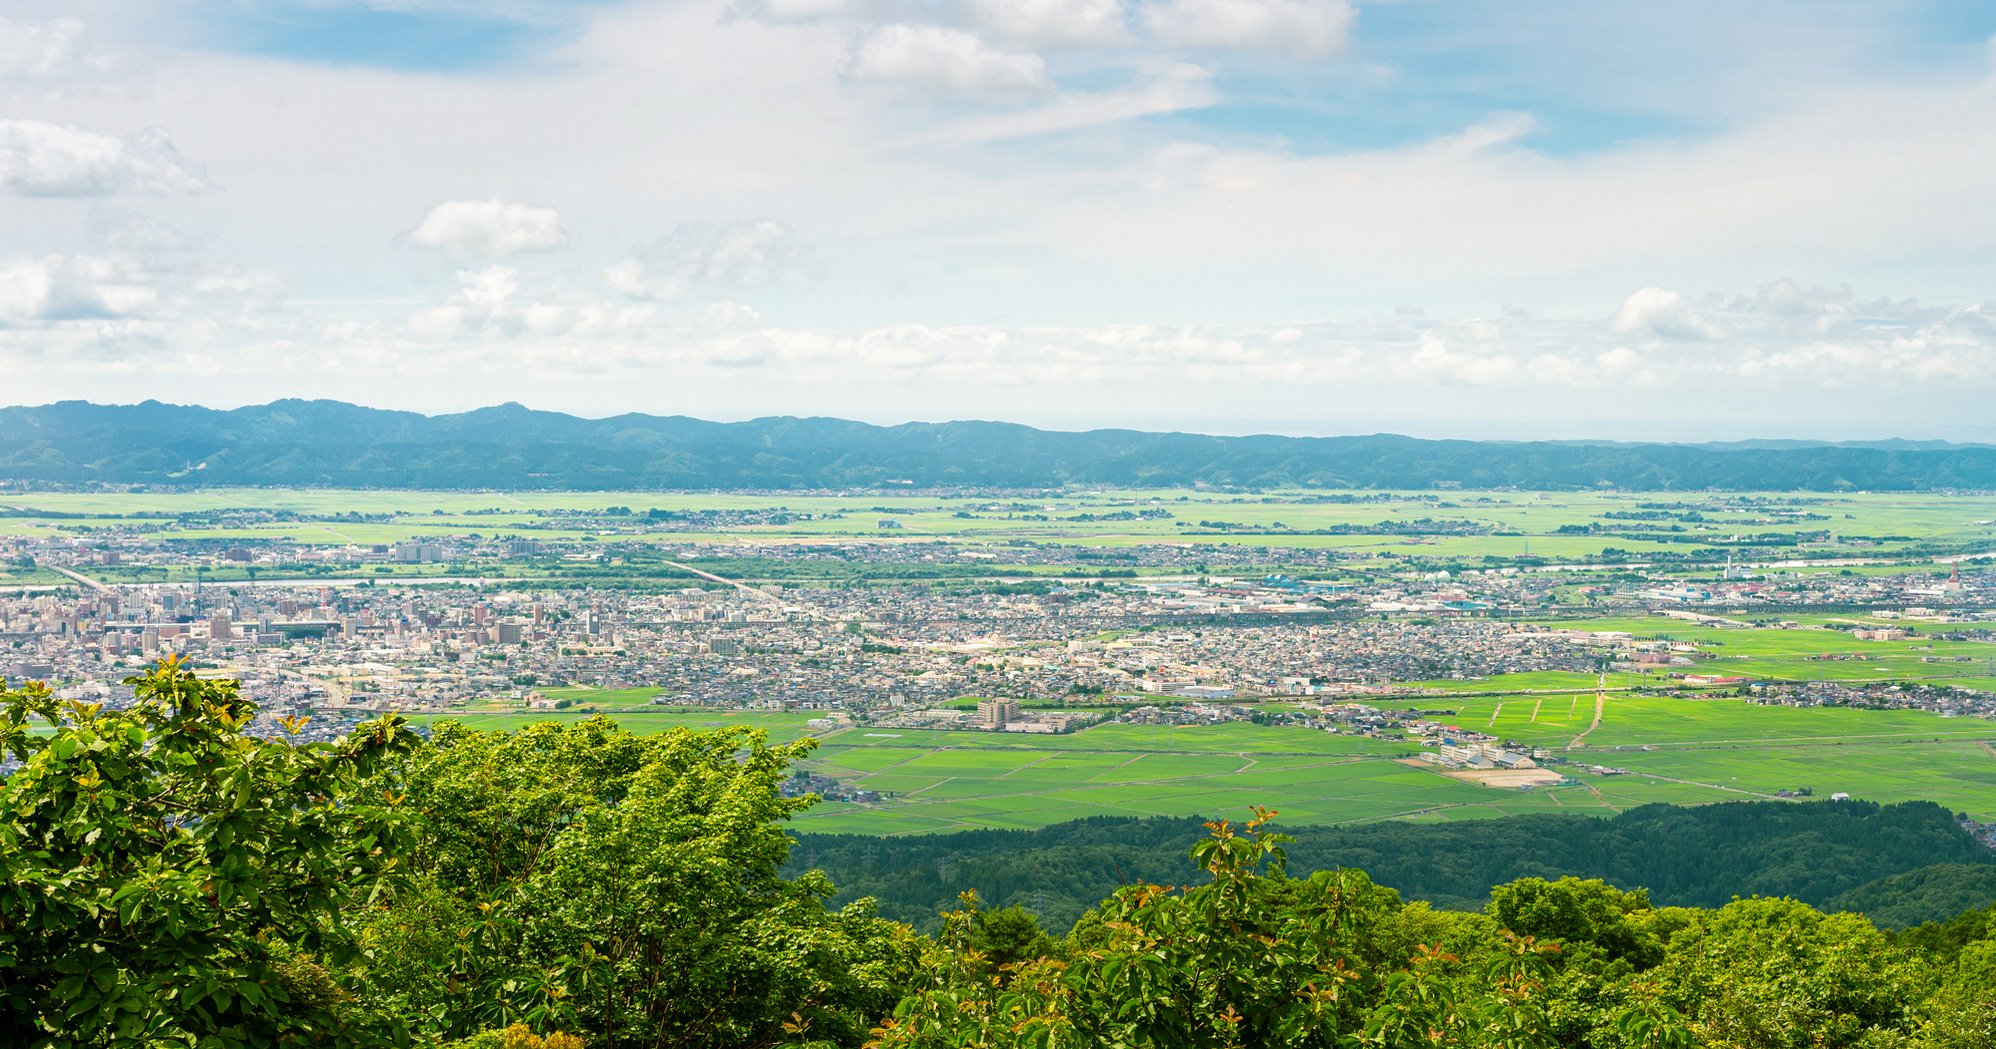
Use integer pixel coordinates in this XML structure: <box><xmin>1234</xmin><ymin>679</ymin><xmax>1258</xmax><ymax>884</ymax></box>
<box><xmin>355</xmin><ymin>716</ymin><xmax>914</xmax><ymax>1048</ymax></box>
<box><xmin>1896</xmin><ymin>899</ymin><xmax>1996</xmax><ymax>958</ymax></box>
<box><xmin>875</xmin><ymin>809</ymin><xmax>1610</xmax><ymax>1049</ymax></box>
<box><xmin>443</xmin><ymin>1025</ymin><xmax>585</xmax><ymax>1049</ymax></box>
<box><xmin>0</xmin><ymin>656</ymin><xmax>418</xmax><ymax>1048</ymax></box>
<box><xmin>1905</xmin><ymin>940</ymin><xmax>1996</xmax><ymax>1049</ymax></box>
<box><xmin>1652</xmin><ymin>898</ymin><xmax>1917</xmax><ymax>1049</ymax></box>
<box><xmin>968</xmin><ymin>905</ymin><xmax>1055</xmax><ymax>974</ymax></box>
<box><xmin>796</xmin><ymin>801</ymin><xmax>1991</xmax><ymax>930</ymax></box>
<box><xmin>1829</xmin><ymin>863</ymin><xmax>1996</xmax><ymax>930</ymax></box>
<box><xmin>1487</xmin><ymin>878</ymin><xmax>1660</xmax><ymax>968</ymax></box>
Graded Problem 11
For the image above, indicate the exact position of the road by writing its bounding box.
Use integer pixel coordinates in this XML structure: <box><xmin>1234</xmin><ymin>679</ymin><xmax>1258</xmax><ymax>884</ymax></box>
<box><xmin>43</xmin><ymin>564</ymin><xmax>109</xmax><ymax>593</ymax></box>
<box><xmin>657</xmin><ymin>557</ymin><xmax>836</xmax><ymax>622</ymax></box>
<box><xmin>1567</xmin><ymin>674</ymin><xmax>1610</xmax><ymax>748</ymax></box>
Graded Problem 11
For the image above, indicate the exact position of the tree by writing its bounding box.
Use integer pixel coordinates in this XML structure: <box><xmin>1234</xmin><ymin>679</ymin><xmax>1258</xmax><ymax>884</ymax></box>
<box><xmin>877</xmin><ymin>810</ymin><xmax>1509</xmax><ymax>1049</ymax></box>
<box><xmin>1907</xmin><ymin>940</ymin><xmax>1996</xmax><ymax>1049</ymax></box>
<box><xmin>1652</xmin><ymin>897</ymin><xmax>1919</xmax><ymax>1049</ymax></box>
<box><xmin>355</xmin><ymin>716</ymin><xmax>912</xmax><ymax>1048</ymax></box>
<box><xmin>0</xmin><ymin>656</ymin><xmax>419</xmax><ymax>1048</ymax></box>
<box><xmin>1487</xmin><ymin>877</ymin><xmax>1661</xmax><ymax>968</ymax></box>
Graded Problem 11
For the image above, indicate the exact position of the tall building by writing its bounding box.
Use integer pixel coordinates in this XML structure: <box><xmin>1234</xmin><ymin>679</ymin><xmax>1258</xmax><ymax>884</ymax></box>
<box><xmin>977</xmin><ymin>698</ymin><xmax>1022</xmax><ymax>729</ymax></box>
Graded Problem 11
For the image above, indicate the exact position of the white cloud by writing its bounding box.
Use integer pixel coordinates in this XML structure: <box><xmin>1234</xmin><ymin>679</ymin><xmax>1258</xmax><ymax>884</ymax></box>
<box><xmin>0</xmin><ymin>206</ymin><xmax>291</xmax><ymax>372</ymax></box>
<box><xmin>609</xmin><ymin>220</ymin><xmax>805</xmax><ymax>300</ymax></box>
<box><xmin>0</xmin><ymin>16</ymin><xmax>83</xmax><ymax>79</ymax></box>
<box><xmin>901</xmin><ymin>61</ymin><xmax>1215</xmax><ymax>145</ymax></box>
<box><xmin>1142</xmin><ymin>0</ymin><xmax>1354</xmax><ymax>58</ymax></box>
<box><xmin>346</xmin><ymin>272</ymin><xmax>1996</xmax><ymax>397</ymax></box>
<box><xmin>974</xmin><ymin>0</ymin><xmax>1130</xmax><ymax>48</ymax></box>
<box><xmin>0</xmin><ymin>254</ymin><xmax>157</xmax><ymax>326</ymax></box>
<box><xmin>403</xmin><ymin>199</ymin><xmax>569</xmax><ymax>258</ymax></box>
<box><xmin>847</xmin><ymin>24</ymin><xmax>1052</xmax><ymax>99</ymax></box>
<box><xmin>190</xmin><ymin>266</ymin><xmax>286</xmax><ymax>312</ymax></box>
<box><xmin>730</xmin><ymin>0</ymin><xmax>851</xmax><ymax>22</ymax></box>
<box><xmin>0</xmin><ymin>120</ymin><xmax>206</xmax><ymax>196</ymax></box>
<box><xmin>409</xmin><ymin>264</ymin><xmax>654</xmax><ymax>341</ymax></box>
<box><xmin>1611</xmin><ymin>287</ymin><xmax>1725</xmax><ymax>340</ymax></box>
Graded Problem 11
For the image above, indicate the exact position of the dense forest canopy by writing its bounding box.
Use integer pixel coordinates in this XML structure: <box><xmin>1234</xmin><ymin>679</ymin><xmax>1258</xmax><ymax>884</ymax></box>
<box><xmin>4</xmin><ymin>661</ymin><xmax>1996</xmax><ymax>1048</ymax></box>
<box><xmin>794</xmin><ymin>802</ymin><xmax>1996</xmax><ymax>931</ymax></box>
<box><xmin>2</xmin><ymin>399</ymin><xmax>1994</xmax><ymax>490</ymax></box>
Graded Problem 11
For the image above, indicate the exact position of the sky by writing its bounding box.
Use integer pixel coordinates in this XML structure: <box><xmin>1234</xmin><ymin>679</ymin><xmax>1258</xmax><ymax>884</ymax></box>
<box><xmin>4</xmin><ymin>1</ymin><xmax>1996</xmax><ymax>440</ymax></box>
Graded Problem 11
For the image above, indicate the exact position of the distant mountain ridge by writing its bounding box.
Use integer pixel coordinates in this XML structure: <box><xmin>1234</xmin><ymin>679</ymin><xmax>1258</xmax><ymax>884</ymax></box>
<box><xmin>0</xmin><ymin>398</ymin><xmax>1992</xmax><ymax>491</ymax></box>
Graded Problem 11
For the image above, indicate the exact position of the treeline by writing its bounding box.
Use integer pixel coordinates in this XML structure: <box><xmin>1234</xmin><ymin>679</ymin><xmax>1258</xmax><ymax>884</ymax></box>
<box><xmin>4</xmin><ymin>398</ymin><xmax>1996</xmax><ymax>489</ymax></box>
<box><xmin>795</xmin><ymin>801</ymin><xmax>1995</xmax><ymax>930</ymax></box>
<box><xmin>5</xmin><ymin>663</ymin><xmax>1996</xmax><ymax>1049</ymax></box>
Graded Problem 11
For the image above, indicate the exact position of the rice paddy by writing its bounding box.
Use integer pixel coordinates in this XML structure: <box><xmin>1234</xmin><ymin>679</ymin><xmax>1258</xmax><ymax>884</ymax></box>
<box><xmin>780</xmin><ymin>690</ymin><xmax>1996</xmax><ymax>834</ymax></box>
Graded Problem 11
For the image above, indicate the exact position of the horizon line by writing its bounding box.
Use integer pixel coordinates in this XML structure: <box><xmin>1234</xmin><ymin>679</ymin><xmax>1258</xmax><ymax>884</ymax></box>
<box><xmin>6</xmin><ymin>397</ymin><xmax>1991</xmax><ymax>449</ymax></box>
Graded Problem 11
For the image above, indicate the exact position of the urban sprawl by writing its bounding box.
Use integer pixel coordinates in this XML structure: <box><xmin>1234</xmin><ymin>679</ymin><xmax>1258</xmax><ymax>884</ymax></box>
<box><xmin>5</xmin><ymin>529</ymin><xmax>1992</xmax><ymax>772</ymax></box>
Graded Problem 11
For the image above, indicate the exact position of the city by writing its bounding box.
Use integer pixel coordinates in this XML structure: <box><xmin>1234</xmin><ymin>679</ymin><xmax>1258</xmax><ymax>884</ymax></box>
<box><xmin>5</xmin><ymin>522</ymin><xmax>1991</xmax><ymax>762</ymax></box>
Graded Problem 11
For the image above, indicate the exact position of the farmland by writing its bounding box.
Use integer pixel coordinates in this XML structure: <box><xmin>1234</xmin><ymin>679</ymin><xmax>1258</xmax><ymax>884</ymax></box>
<box><xmin>1529</xmin><ymin>616</ymin><xmax>1996</xmax><ymax>692</ymax></box>
<box><xmin>783</xmin><ymin>613</ymin><xmax>1996</xmax><ymax>835</ymax></box>
<box><xmin>3</xmin><ymin>487</ymin><xmax>1994</xmax><ymax>569</ymax></box>
<box><xmin>405</xmin><ymin>707</ymin><xmax>830</xmax><ymax>745</ymax></box>
<box><xmin>776</xmin><ymin>683</ymin><xmax>1996</xmax><ymax>834</ymax></box>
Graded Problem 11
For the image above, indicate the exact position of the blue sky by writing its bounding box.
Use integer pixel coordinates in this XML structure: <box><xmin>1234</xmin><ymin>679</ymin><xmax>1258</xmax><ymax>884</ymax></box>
<box><xmin>192</xmin><ymin>4</ymin><xmax>558</xmax><ymax>72</ymax></box>
<box><xmin>4</xmin><ymin>1</ymin><xmax>1996</xmax><ymax>439</ymax></box>
<box><xmin>180</xmin><ymin>1</ymin><xmax>1996</xmax><ymax>153</ymax></box>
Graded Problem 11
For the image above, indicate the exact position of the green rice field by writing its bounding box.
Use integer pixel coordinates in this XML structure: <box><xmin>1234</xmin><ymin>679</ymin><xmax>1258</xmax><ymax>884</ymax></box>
<box><xmin>405</xmin><ymin>708</ymin><xmax>829</xmax><ymax>745</ymax></box>
<box><xmin>768</xmin><ymin>687</ymin><xmax>1996</xmax><ymax>834</ymax></box>
<box><xmin>5</xmin><ymin>488</ymin><xmax>1994</xmax><ymax>563</ymax></box>
<box><xmin>1530</xmin><ymin>617</ymin><xmax>1996</xmax><ymax>691</ymax></box>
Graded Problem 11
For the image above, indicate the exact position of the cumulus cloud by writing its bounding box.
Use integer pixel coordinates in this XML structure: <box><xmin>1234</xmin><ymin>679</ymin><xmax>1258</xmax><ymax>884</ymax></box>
<box><xmin>847</xmin><ymin>24</ymin><xmax>1052</xmax><ymax>98</ymax></box>
<box><xmin>1142</xmin><ymin>0</ymin><xmax>1354</xmax><ymax>58</ymax></box>
<box><xmin>1610</xmin><ymin>287</ymin><xmax>1725</xmax><ymax>341</ymax></box>
<box><xmin>608</xmin><ymin>220</ymin><xmax>805</xmax><ymax>300</ymax></box>
<box><xmin>0</xmin><ymin>254</ymin><xmax>158</xmax><ymax>326</ymax></box>
<box><xmin>0</xmin><ymin>202</ymin><xmax>288</xmax><ymax>374</ymax></box>
<box><xmin>409</xmin><ymin>265</ymin><xmax>523</xmax><ymax>338</ymax></box>
<box><xmin>1741</xmin><ymin>277</ymin><xmax>1841</xmax><ymax>317</ymax></box>
<box><xmin>974</xmin><ymin>0</ymin><xmax>1130</xmax><ymax>47</ymax></box>
<box><xmin>0</xmin><ymin>120</ymin><xmax>207</xmax><ymax>196</ymax></box>
<box><xmin>409</xmin><ymin>265</ymin><xmax>654</xmax><ymax>341</ymax></box>
<box><xmin>403</xmin><ymin>199</ymin><xmax>569</xmax><ymax>258</ymax></box>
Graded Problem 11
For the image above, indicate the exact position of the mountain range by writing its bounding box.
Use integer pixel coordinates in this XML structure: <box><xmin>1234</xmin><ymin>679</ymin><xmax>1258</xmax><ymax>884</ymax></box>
<box><xmin>0</xmin><ymin>399</ymin><xmax>1991</xmax><ymax>491</ymax></box>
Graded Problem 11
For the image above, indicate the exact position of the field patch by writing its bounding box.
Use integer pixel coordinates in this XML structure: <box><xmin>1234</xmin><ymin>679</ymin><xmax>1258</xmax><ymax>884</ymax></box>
<box><xmin>791</xmin><ymin>685</ymin><xmax>1996</xmax><ymax>832</ymax></box>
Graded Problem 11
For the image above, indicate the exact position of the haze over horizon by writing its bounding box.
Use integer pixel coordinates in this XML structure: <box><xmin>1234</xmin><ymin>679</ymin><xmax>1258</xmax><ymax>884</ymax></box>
<box><xmin>5</xmin><ymin>2</ymin><xmax>1996</xmax><ymax>438</ymax></box>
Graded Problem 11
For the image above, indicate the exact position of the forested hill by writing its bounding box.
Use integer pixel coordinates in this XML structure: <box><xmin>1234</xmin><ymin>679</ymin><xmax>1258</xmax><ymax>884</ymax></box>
<box><xmin>2</xmin><ymin>398</ymin><xmax>1993</xmax><ymax>490</ymax></box>
<box><xmin>795</xmin><ymin>800</ymin><xmax>1996</xmax><ymax>931</ymax></box>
